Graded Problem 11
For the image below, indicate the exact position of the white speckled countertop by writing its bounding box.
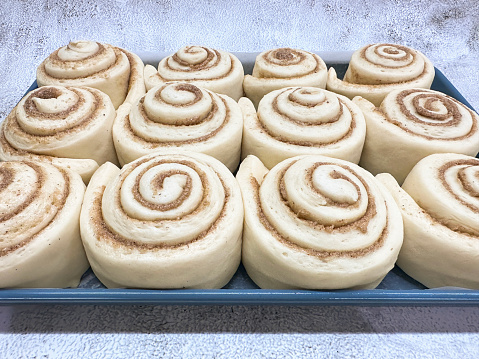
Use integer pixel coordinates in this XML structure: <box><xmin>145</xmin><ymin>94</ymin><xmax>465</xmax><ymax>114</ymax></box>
<box><xmin>1</xmin><ymin>0</ymin><xmax>479</xmax><ymax>358</ymax></box>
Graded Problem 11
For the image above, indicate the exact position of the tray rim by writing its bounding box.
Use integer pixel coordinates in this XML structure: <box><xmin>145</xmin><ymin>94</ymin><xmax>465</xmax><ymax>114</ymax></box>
<box><xmin>1</xmin><ymin>51</ymin><xmax>478</xmax><ymax>306</ymax></box>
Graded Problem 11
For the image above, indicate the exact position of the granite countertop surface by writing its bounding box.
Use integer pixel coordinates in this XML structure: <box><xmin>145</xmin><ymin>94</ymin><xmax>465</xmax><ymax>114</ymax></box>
<box><xmin>0</xmin><ymin>0</ymin><xmax>479</xmax><ymax>358</ymax></box>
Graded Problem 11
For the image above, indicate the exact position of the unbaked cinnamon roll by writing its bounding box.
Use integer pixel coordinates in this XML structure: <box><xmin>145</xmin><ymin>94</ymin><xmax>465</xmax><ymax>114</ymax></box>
<box><xmin>378</xmin><ymin>153</ymin><xmax>479</xmax><ymax>289</ymax></box>
<box><xmin>0</xmin><ymin>161</ymin><xmax>89</xmax><ymax>288</ymax></box>
<box><xmin>240</xmin><ymin>87</ymin><xmax>366</xmax><ymax>169</ymax></box>
<box><xmin>236</xmin><ymin>155</ymin><xmax>403</xmax><ymax>290</ymax></box>
<box><xmin>37</xmin><ymin>40</ymin><xmax>145</xmax><ymax>109</ymax></box>
<box><xmin>80</xmin><ymin>151</ymin><xmax>243</xmax><ymax>289</ymax></box>
<box><xmin>113</xmin><ymin>83</ymin><xmax>243</xmax><ymax>172</ymax></box>
<box><xmin>144</xmin><ymin>46</ymin><xmax>244</xmax><ymax>101</ymax></box>
<box><xmin>243</xmin><ymin>47</ymin><xmax>327</xmax><ymax>108</ymax></box>
<box><xmin>327</xmin><ymin>43</ymin><xmax>435</xmax><ymax>106</ymax></box>
<box><xmin>0</xmin><ymin>85</ymin><xmax>119</xmax><ymax>183</ymax></box>
<box><xmin>354</xmin><ymin>88</ymin><xmax>479</xmax><ymax>184</ymax></box>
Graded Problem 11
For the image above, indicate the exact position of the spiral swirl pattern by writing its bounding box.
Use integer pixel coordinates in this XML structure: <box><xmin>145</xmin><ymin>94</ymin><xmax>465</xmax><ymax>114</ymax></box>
<box><xmin>237</xmin><ymin>155</ymin><xmax>403</xmax><ymax>290</ymax></box>
<box><xmin>37</xmin><ymin>40</ymin><xmax>145</xmax><ymax>109</ymax></box>
<box><xmin>355</xmin><ymin>88</ymin><xmax>479</xmax><ymax>184</ymax></box>
<box><xmin>327</xmin><ymin>43</ymin><xmax>435</xmax><ymax>106</ymax></box>
<box><xmin>240</xmin><ymin>87</ymin><xmax>366</xmax><ymax>169</ymax></box>
<box><xmin>80</xmin><ymin>151</ymin><xmax>243</xmax><ymax>289</ymax></box>
<box><xmin>0</xmin><ymin>85</ymin><xmax>118</xmax><ymax>183</ymax></box>
<box><xmin>243</xmin><ymin>48</ymin><xmax>328</xmax><ymax>108</ymax></box>
<box><xmin>378</xmin><ymin>153</ymin><xmax>479</xmax><ymax>289</ymax></box>
<box><xmin>144</xmin><ymin>46</ymin><xmax>244</xmax><ymax>101</ymax></box>
<box><xmin>113</xmin><ymin>83</ymin><xmax>243</xmax><ymax>171</ymax></box>
<box><xmin>243</xmin><ymin>48</ymin><xmax>328</xmax><ymax>107</ymax></box>
<box><xmin>0</xmin><ymin>161</ymin><xmax>88</xmax><ymax>288</ymax></box>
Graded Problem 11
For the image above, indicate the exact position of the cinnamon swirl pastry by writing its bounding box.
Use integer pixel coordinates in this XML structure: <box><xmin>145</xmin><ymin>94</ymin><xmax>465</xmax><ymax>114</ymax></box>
<box><xmin>113</xmin><ymin>83</ymin><xmax>243</xmax><ymax>172</ymax></box>
<box><xmin>243</xmin><ymin>48</ymin><xmax>328</xmax><ymax>108</ymax></box>
<box><xmin>327</xmin><ymin>43</ymin><xmax>435</xmax><ymax>106</ymax></box>
<box><xmin>0</xmin><ymin>85</ymin><xmax>119</xmax><ymax>183</ymax></box>
<box><xmin>37</xmin><ymin>40</ymin><xmax>145</xmax><ymax>109</ymax></box>
<box><xmin>0</xmin><ymin>161</ymin><xmax>88</xmax><ymax>288</ymax></box>
<box><xmin>378</xmin><ymin>153</ymin><xmax>479</xmax><ymax>289</ymax></box>
<box><xmin>354</xmin><ymin>88</ymin><xmax>479</xmax><ymax>184</ymax></box>
<box><xmin>144</xmin><ymin>46</ymin><xmax>244</xmax><ymax>101</ymax></box>
<box><xmin>236</xmin><ymin>155</ymin><xmax>403</xmax><ymax>290</ymax></box>
<box><xmin>80</xmin><ymin>151</ymin><xmax>243</xmax><ymax>289</ymax></box>
<box><xmin>240</xmin><ymin>87</ymin><xmax>366</xmax><ymax>169</ymax></box>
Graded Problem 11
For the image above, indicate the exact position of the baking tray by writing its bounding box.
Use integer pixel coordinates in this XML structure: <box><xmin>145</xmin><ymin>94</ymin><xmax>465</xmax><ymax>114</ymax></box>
<box><xmin>1</xmin><ymin>51</ymin><xmax>478</xmax><ymax>306</ymax></box>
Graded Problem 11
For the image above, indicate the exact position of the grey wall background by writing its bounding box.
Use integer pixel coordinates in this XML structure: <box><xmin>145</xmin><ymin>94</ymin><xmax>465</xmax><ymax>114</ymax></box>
<box><xmin>0</xmin><ymin>0</ymin><xmax>478</xmax><ymax>358</ymax></box>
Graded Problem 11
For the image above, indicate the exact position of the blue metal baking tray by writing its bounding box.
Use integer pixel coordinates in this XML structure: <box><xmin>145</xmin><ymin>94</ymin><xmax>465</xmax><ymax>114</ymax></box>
<box><xmin>0</xmin><ymin>52</ymin><xmax>478</xmax><ymax>306</ymax></box>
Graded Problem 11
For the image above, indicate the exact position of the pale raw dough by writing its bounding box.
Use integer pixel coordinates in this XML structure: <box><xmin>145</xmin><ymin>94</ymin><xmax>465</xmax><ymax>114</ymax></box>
<box><xmin>355</xmin><ymin>88</ymin><xmax>479</xmax><ymax>184</ymax></box>
<box><xmin>0</xmin><ymin>161</ymin><xmax>89</xmax><ymax>288</ymax></box>
<box><xmin>0</xmin><ymin>85</ymin><xmax>119</xmax><ymax>183</ymax></box>
<box><xmin>327</xmin><ymin>43</ymin><xmax>435</xmax><ymax>106</ymax></box>
<box><xmin>80</xmin><ymin>151</ymin><xmax>244</xmax><ymax>289</ymax></box>
<box><xmin>243</xmin><ymin>48</ymin><xmax>327</xmax><ymax>108</ymax></box>
<box><xmin>240</xmin><ymin>87</ymin><xmax>366</xmax><ymax>170</ymax></box>
<box><xmin>377</xmin><ymin>153</ymin><xmax>479</xmax><ymax>289</ymax></box>
<box><xmin>113</xmin><ymin>83</ymin><xmax>244</xmax><ymax>172</ymax></box>
<box><xmin>144</xmin><ymin>45</ymin><xmax>244</xmax><ymax>101</ymax></box>
<box><xmin>37</xmin><ymin>40</ymin><xmax>145</xmax><ymax>109</ymax></box>
<box><xmin>236</xmin><ymin>154</ymin><xmax>403</xmax><ymax>290</ymax></box>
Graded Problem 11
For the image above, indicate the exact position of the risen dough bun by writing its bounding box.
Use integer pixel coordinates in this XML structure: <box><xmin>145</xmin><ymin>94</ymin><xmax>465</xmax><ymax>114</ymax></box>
<box><xmin>80</xmin><ymin>151</ymin><xmax>244</xmax><ymax>289</ymax></box>
<box><xmin>377</xmin><ymin>153</ymin><xmax>479</xmax><ymax>289</ymax></box>
<box><xmin>243</xmin><ymin>47</ymin><xmax>327</xmax><ymax>108</ymax></box>
<box><xmin>0</xmin><ymin>161</ymin><xmax>88</xmax><ymax>288</ymax></box>
<box><xmin>327</xmin><ymin>43</ymin><xmax>435</xmax><ymax>106</ymax></box>
<box><xmin>113</xmin><ymin>83</ymin><xmax>244</xmax><ymax>172</ymax></box>
<box><xmin>355</xmin><ymin>88</ymin><xmax>479</xmax><ymax>184</ymax></box>
<box><xmin>0</xmin><ymin>85</ymin><xmax>119</xmax><ymax>183</ymax></box>
<box><xmin>144</xmin><ymin>45</ymin><xmax>244</xmax><ymax>101</ymax></box>
<box><xmin>236</xmin><ymin>155</ymin><xmax>403</xmax><ymax>290</ymax></box>
<box><xmin>240</xmin><ymin>87</ymin><xmax>366</xmax><ymax>169</ymax></box>
<box><xmin>37</xmin><ymin>40</ymin><xmax>145</xmax><ymax>109</ymax></box>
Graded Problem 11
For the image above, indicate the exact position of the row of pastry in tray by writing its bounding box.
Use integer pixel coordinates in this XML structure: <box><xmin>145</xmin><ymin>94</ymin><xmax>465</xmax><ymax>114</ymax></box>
<box><xmin>0</xmin><ymin>150</ymin><xmax>477</xmax><ymax>290</ymax></box>
<box><xmin>0</xmin><ymin>41</ymin><xmax>478</xmax><ymax>291</ymax></box>
<box><xmin>2</xmin><ymin>41</ymin><xmax>479</xmax><ymax>186</ymax></box>
<box><xmin>36</xmin><ymin>41</ymin><xmax>436</xmax><ymax>108</ymax></box>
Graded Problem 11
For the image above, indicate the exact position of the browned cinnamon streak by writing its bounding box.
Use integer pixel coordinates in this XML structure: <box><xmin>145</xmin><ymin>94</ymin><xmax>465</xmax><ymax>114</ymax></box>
<box><xmin>277</xmin><ymin>161</ymin><xmax>375</xmax><ymax>233</ymax></box>
<box><xmin>260</xmin><ymin>49</ymin><xmax>323</xmax><ymax>78</ymax></box>
<box><xmin>157</xmin><ymin>48</ymin><xmax>236</xmax><ymax>81</ymax></box>
<box><xmin>258</xmin><ymin>89</ymin><xmax>355</xmax><ymax>147</ymax></box>
<box><xmin>154</xmin><ymin>84</ymin><xmax>204</xmax><ymax>107</ymax></box>
<box><xmin>304</xmin><ymin>164</ymin><xmax>362</xmax><ymax>210</ymax></box>
<box><xmin>89</xmin><ymin>158</ymin><xmax>230</xmax><ymax>251</ymax></box>
<box><xmin>385</xmin><ymin>89</ymin><xmax>479</xmax><ymax>140</ymax></box>
<box><xmin>42</xmin><ymin>43</ymin><xmax>126</xmax><ymax>81</ymax></box>
<box><xmin>360</xmin><ymin>44</ymin><xmax>415</xmax><ymax>69</ymax></box>
<box><xmin>267</xmin><ymin>48</ymin><xmax>304</xmax><ymax>64</ymax></box>
<box><xmin>0</xmin><ymin>163</ymin><xmax>70</xmax><ymax>256</ymax></box>
<box><xmin>439</xmin><ymin>158</ymin><xmax>479</xmax><ymax>215</ymax></box>
<box><xmin>126</xmin><ymin>94</ymin><xmax>230</xmax><ymax>147</ymax></box>
<box><xmin>250</xmin><ymin>162</ymin><xmax>388</xmax><ymax>258</ymax></box>
<box><xmin>24</xmin><ymin>87</ymin><xmax>85</xmax><ymax>120</ymax></box>
<box><xmin>8</xmin><ymin>87</ymin><xmax>102</xmax><ymax>144</ymax></box>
